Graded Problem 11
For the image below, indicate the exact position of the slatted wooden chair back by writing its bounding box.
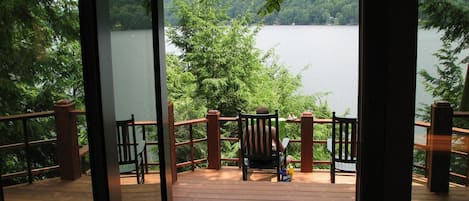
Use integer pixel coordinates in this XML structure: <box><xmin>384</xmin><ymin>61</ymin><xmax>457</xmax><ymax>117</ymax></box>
<box><xmin>238</xmin><ymin>110</ymin><xmax>280</xmax><ymax>181</ymax></box>
<box><xmin>116</xmin><ymin>114</ymin><xmax>145</xmax><ymax>184</ymax></box>
<box><xmin>116</xmin><ymin>115</ymin><xmax>138</xmax><ymax>165</ymax></box>
<box><xmin>330</xmin><ymin>112</ymin><xmax>358</xmax><ymax>183</ymax></box>
<box><xmin>332</xmin><ymin>113</ymin><xmax>357</xmax><ymax>162</ymax></box>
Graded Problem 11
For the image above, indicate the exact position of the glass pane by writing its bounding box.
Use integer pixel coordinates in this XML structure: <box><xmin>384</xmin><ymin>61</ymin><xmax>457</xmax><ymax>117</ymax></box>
<box><xmin>1</xmin><ymin>1</ymin><xmax>92</xmax><ymax>201</ymax></box>
<box><xmin>413</xmin><ymin>1</ymin><xmax>469</xmax><ymax>200</ymax></box>
<box><xmin>164</xmin><ymin>0</ymin><xmax>358</xmax><ymax>200</ymax></box>
<box><xmin>109</xmin><ymin>0</ymin><xmax>160</xmax><ymax>200</ymax></box>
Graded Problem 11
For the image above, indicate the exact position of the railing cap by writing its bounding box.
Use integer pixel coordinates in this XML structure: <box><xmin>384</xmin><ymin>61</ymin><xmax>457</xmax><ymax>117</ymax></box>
<box><xmin>54</xmin><ymin>99</ymin><xmax>75</xmax><ymax>107</ymax></box>
<box><xmin>301</xmin><ymin>111</ymin><xmax>314</xmax><ymax>117</ymax></box>
<box><xmin>207</xmin><ymin>110</ymin><xmax>220</xmax><ymax>116</ymax></box>
<box><xmin>433</xmin><ymin>100</ymin><xmax>451</xmax><ymax>107</ymax></box>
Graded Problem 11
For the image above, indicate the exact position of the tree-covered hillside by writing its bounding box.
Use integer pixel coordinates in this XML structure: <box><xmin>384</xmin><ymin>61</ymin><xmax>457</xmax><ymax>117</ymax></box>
<box><xmin>227</xmin><ymin>0</ymin><xmax>358</xmax><ymax>25</ymax></box>
<box><xmin>167</xmin><ymin>0</ymin><xmax>359</xmax><ymax>26</ymax></box>
<box><xmin>110</xmin><ymin>0</ymin><xmax>359</xmax><ymax>30</ymax></box>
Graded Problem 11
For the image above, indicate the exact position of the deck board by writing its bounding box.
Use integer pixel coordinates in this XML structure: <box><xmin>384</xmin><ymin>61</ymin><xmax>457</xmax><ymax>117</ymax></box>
<box><xmin>3</xmin><ymin>167</ymin><xmax>469</xmax><ymax>201</ymax></box>
<box><xmin>173</xmin><ymin>167</ymin><xmax>355</xmax><ymax>201</ymax></box>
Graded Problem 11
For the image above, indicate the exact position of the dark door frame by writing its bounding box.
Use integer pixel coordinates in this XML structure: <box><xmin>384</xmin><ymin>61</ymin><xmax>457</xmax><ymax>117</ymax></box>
<box><xmin>79</xmin><ymin>0</ymin><xmax>121</xmax><ymax>200</ymax></box>
<box><xmin>79</xmin><ymin>0</ymin><xmax>172</xmax><ymax>200</ymax></box>
<box><xmin>151</xmin><ymin>0</ymin><xmax>173</xmax><ymax>199</ymax></box>
<box><xmin>357</xmin><ymin>1</ymin><xmax>418</xmax><ymax>200</ymax></box>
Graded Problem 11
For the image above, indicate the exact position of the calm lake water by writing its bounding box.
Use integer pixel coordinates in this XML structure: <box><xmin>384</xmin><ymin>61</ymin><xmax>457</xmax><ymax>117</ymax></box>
<box><xmin>255</xmin><ymin>25</ymin><xmax>462</xmax><ymax>118</ymax></box>
<box><xmin>255</xmin><ymin>25</ymin><xmax>359</xmax><ymax>116</ymax></box>
<box><xmin>111</xmin><ymin>25</ymin><xmax>466</xmax><ymax>124</ymax></box>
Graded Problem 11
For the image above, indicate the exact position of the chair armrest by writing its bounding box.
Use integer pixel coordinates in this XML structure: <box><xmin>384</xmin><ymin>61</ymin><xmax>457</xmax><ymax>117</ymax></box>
<box><xmin>326</xmin><ymin>138</ymin><xmax>332</xmax><ymax>153</ymax></box>
<box><xmin>136</xmin><ymin>140</ymin><xmax>146</xmax><ymax>154</ymax></box>
<box><xmin>281</xmin><ymin>138</ymin><xmax>289</xmax><ymax>149</ymax></box>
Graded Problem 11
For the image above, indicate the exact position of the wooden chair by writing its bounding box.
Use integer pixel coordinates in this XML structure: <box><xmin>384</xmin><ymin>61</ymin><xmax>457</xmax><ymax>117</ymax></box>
<box><xmin>238</xmin><ymin>110</ymin><xmax>288</xmax><ymax>181</ymax></box>
<box><xmin>116</xmin><ymin>114</ymin><xmax>145</xmax><ymax>184</ymax></box>
<box><xmin>327</xmin><ymin>112</ymin><xmax>357</xmax><ymax>183</ymax></box>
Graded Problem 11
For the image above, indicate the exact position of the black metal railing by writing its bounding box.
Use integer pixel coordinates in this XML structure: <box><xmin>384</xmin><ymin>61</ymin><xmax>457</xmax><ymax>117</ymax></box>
<box><xmin>413</xmin><ymin>119</ymin><xmax>469</xmax><ymax>186</ymax></box>
<box><xmin>0</xmin><ymin>111</ymin><xmax>57</xmax><ymax>185</ymax></box>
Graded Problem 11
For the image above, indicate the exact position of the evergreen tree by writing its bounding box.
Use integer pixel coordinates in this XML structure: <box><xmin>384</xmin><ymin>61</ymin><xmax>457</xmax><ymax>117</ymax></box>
<box><xmin>418</xmin><ymin>41</ymin><xmax>464</xmax><ymax>120</ymax></box>
<box><xmin>418</xmin><ymin>0</ymin><xmax>468</xmax><ymax>184</ymax></box>
<box><xmin>166</xmin><ymin>0</ymin><xmax>329</xmax><ymax>118</ymax></box>
<box><xmin>166</xmin><ymin>0</ymin><xmax>333</xmax><ymax>167</ymax></box>
<box><xmin>0</xmin><ymin>0</ymin><xmax>83</xmax><ymax>114</ymax></box>
<box><xmin>1</xmin><ymin>0</ymin><xmax>82</xmax><ymax>185</ymax></box>
<box><xmin>419</xmin><ymin>0</ymin><xmax>468</xmax><ymax>114</ymax></box>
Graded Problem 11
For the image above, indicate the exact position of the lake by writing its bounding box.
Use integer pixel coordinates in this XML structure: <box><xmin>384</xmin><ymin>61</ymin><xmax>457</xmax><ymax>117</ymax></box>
<box><xmin>255</xmin><ymin>25</ymin><xmax>463</xmax><ymax>118</ymax></box>
<box><xmin>255</xmin><ymin>25</ymin><xmax>359</xmax><ymax>116</ymax></box>
<box><xmin>111</xmin><ymin>25</ymin><xmax>465</xmax><ymax>122</ymax></box>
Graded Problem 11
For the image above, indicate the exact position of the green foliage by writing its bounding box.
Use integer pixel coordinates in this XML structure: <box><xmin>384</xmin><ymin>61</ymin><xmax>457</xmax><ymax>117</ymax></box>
<box><xmin>167</xmin><ymin>0</ymin><xmax>261</xmax><ymax>117</ymax></box>
<box><xmin>110</xmin><ymin>0</ymin><xmax>152</xmax><ymax>30</ymax></box>
<box><xmin>418</xmin><ymin>41</ymin><xmax>468</xmax><ymax>131</ymax></box>
<box><xmin>166</xmin><ymin>0</ymin><xmax>334</xmax><ymax>170</ymax></box>
<box><xmin>417</xmin><ymin>1</ymin><xmax>469</xmax><ymax>185</ymax></box>
<box><xmin>1</xmin><ymin>0</ymin><xmax>83</xmax><ymax>184</ymax></box>
<box><xmin>419</xmin><ymin>0</ymin><xmax>468</xmax><ymax>115</ymax></box>
<box><xmin>261</xmin><ymin>0</ymin><xmax>358</xmax><ymax>25</ymax></box>
<box><xmin>111</xmin><ymin>0</ymin><xmax>359</xmax><ymax>28</ymax></box>
<box><xmin>166</xmin><ymin>55</ymin><xmax>207</xmax><ymax>120</ymax></box>
<box><xmin>412</xmin><ymin>149</ymin><xmax>426</xmax><ymax>174</ymax></box>
<box><xmin>167</xmin><ymin>0</ymin><xmax>330</xmax><ymax>118</ymax></box>
<box><xmin>418</xmin><ymin>0</ymin><xmax>468</xmax><ymax>118</ymax></box>
<box><xmin>420</xmin><ymin>0</ymin><xmax>469</xmax><ymax>55</ymax></box>
<box><xmin>0</xmin><ymin>0</ymin><xmax>82</xmax><ymax>114</ymax></box>
<box><xmin>258</xmin><ymin>0</ymin><xmax>284</xmax><ymax>16</ymax></box>
<box><xmin>233</xmin><ymin>0</ymin><xmax>359</xmax><ymax>25</ymax></box>
<box><xmin>419</xmin><ymin>41</ymin><xmax>464</xmax><ymax>112</ymax></box>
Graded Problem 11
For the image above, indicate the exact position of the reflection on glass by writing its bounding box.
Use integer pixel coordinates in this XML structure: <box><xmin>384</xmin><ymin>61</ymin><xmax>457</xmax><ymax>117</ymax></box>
<box><xmin>1</xmin><ymin>1</ymin><xmax>92</xmax><ymax>200</ymax></box>
<box><xmin>109</xmin><ymin>0</ymin><xmax>160</xmax><ymax>200</ymax></box>
<box><xmin>413</xmin><ymin>1</ymin><xmax>469</xmax><ymax>200</ymax></box>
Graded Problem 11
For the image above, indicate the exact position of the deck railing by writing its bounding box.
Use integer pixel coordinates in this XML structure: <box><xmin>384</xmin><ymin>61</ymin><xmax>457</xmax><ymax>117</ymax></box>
<box><xmin>0</xmin><ymin>111</ymin><xmax>57</xmax><ymax>184</ymax></box>
<box><xmin>2</xmin><ymin>100</ymin><xmax>469</xmax><ymax>191</ymax></box>
<box><xmin>0</xmin><ymin>100</ymin><xmax>87</xmax><ymax>186</ymax></box>
<box><xmin>132</xmin><ymin>121</ymin><xmax>158</xmax><ymax>173</ymax></box>
<box><xmin>413</xmin><ymin>114</ymin><xmax>469</xmax><ymax>186</ymax></box>
<box><xmin>208</xmin><ymin>112</ymin><xmax>334</xmax><ymax>172</ymax></box>
<box><xmin>284</xmin><ymin>116</ymin><xmax>334</xmax><ymax>171</ymax></box>
<box><xmin>218</xmin><ymin>116</ymin><xmax>239</xmax><ymax>165</ymax></box>
<box><xmin>174</xmin><ymin>118</ymin><xmax>208</xmax><ymax>170</ymax></box>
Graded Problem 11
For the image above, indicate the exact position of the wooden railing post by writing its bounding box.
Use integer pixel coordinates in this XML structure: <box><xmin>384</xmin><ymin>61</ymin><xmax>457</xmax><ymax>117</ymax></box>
<box><xmin>301</xmin><ymin>111</ymin><xmax>313</xmax><ymax>172</ymax></box>
<box><xmin>427</xmin><ymin>101</ymin><xmax>452</xmax><ymax>193</ymax></box>
<box><xmin>168</xmin><ymin>102</ymin><xmax>177</xmax><ymax>182</ymax></box>
<box><xmin>206</xmin><ymin>110</ymin><xmax>221</xmax><ymax>169</ymax></box>
<box><xmin>54</xmin><ymin>100</ymin><xmax>81</xmax><ymax>180</ymax></box>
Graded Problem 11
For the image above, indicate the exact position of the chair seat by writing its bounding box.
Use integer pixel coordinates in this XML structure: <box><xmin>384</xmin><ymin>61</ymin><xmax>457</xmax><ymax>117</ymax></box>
<box><xmin>120</xmin><ymin>163</ymin><xmax>137</xmax><ymax>173</ymax></box>
<box><xmin>329</xmin><ymin>112</ymin><xmax>358</xmax><ymax>183</ymax></box>
<box><xmin>119</xmin><ymin>140</ymin><xmax>145</xmax><ymax>173</ymax></box>
<box><xmin>116</xmin><ymin>115</ymin><xmax>145</xmax><ymax>184</ymax></box>
<box><xmin>334</xmin><ymin>161</ymin><xmax>356</xmax><ymax>172</ymax></box>
<box><xmin>248</xmin><ymin>159</ymin><xmax>277</xmax><ymax>169</ymax></box>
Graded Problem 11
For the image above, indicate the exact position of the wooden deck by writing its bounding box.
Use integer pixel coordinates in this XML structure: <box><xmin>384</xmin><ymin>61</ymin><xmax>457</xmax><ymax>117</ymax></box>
<box><xmin>174</xmin><ymin>168</ymin><xmax>355</xmax><ymax>201</ymax></box>
<box><xmin>3</xmin><ymin>167</ymin><xmax>469</xmax><ymax>201</ymax></box>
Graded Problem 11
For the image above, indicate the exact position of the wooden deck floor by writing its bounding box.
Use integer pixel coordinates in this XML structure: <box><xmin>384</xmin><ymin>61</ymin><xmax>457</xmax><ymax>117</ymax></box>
<box><xmin>174</xmin><ymin>168</ymin><xmax>355</xmax><ymax>201</ymax></box>
<box><xmin>3</xmin><ymin>167</ymin><xmax>469</xmax><ymax>201</ymax></box>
